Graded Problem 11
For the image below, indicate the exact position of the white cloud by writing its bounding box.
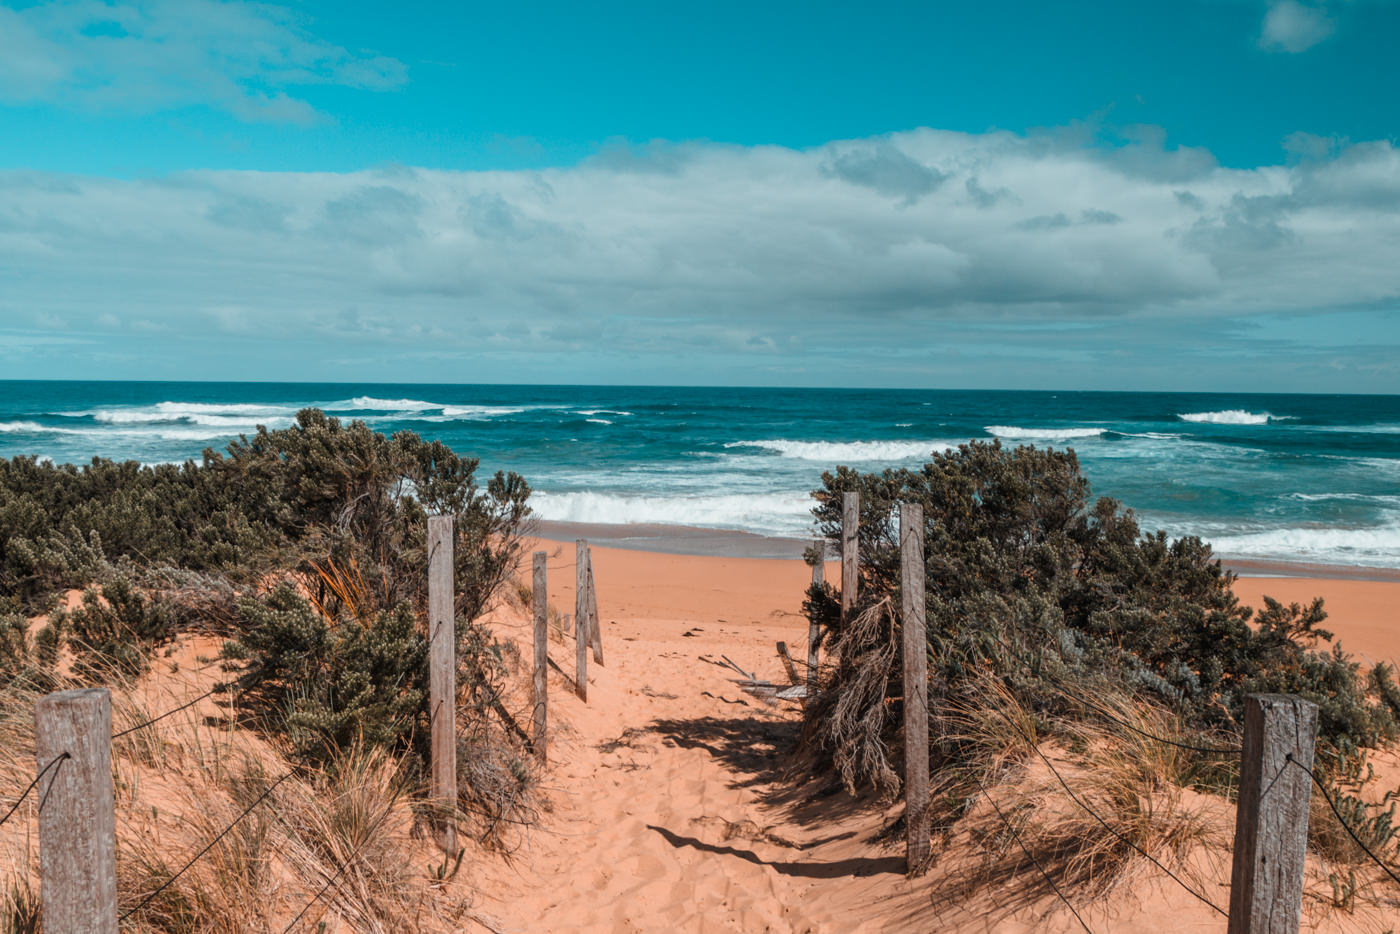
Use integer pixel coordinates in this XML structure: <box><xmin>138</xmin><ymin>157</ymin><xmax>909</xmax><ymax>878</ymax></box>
<box><xmin>1259</xmin><ymin>1</ymin><xmax>1335</xmax><ymax>53</ymax></box>
<box><xmin>0</xmin><ymin>0</ymin><xmax>406</xmax><ymax>122</ymax></box>
<box><xmin>1</xmin><ymin>128</ymin><xmax>1398</xmax><ymax>378</ymax></box>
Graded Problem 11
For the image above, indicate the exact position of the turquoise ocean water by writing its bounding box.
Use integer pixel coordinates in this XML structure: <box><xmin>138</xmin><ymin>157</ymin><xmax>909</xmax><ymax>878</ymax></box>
<box><xmin>2</xmin><ymin>381</ymin><xmax>1399</xmax><ymax>570</ymax></box>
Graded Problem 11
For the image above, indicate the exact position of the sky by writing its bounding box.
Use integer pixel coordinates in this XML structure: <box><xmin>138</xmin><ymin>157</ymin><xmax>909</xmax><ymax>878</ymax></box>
<box><xmin>1</xmin><ymin>0</ymin><xmax>1399</xmax><ymax>391</ymax></box>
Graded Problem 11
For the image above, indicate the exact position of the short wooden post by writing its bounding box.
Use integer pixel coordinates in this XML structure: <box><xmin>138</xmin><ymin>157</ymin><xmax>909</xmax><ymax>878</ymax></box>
<box><xmin>575</xmin><ymin>539</ymin><xmax>588</xmax><ymax>701</ymax></box>
<box><xmin>900</xmin><ymin>504</ymin><xmax>930</xmax><ymax>875</ymax></box>
<box><xmin>1227</xmin><ymin>694</ymin><xmax>1319</xmax><ymax>934</ymax></box>
<box><xmin>586</xmin><ymin>547</ymin><xmax>604</xmax><ymax>666</ymax></box>
<box><xmin>35</xmin><ymin>687</ymin><xmax>117</xmax><ymax>934</ymax></box>
<box><xmin>808</xmin><ymin>540</ymin><xmax>823</xmax><ymax>699</ymax></box>
<box><xmin>841</xmin><ymin>492</ymin><xmax>859</xmax><ymax>625</ymax></box>
<box><xmin>532</xmin><ymin>550</ymin><xmax>548</xmax><ymax>765</ymax></box>
<box><xmin>427</xmin><ymin>515</ymin><xmax>458</xmax><ymax>854</ymax></box>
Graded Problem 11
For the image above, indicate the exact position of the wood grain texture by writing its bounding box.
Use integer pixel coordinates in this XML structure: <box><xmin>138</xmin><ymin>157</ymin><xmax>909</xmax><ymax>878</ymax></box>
<box><xmin>35</xmin><ymin>687</ymin><xmax>117</xmax><ymax>934</ymax></box>
<box><xmin>808</xmin><ymin>540</ymin><xmax>823</xmax><ymax>699</ymax></box>
<box><xmin>1227</xmin><ymin>694</ymin><xmax>1318</xmax><ymax>934</ymax></box>
<box><xmin>532</xmin><ymin>550</ymin><xmax>548</xmax><ymax>765</ymax></box>
<box><xmin>899</xmin><ymin>504</ymin><xmax>930</xmax><ymax>875</ymax></box>
<box><xmin>427</xmin><ymin>514</ymin><xmax>458</xmax><ymax>854</ymax></box>
<box><xmin>587</xmin><ymin>548</ymin><xmax>604</xmax><ymax>666</ymax></box>
<box><xmin>575</xmin><ymin>539</ymin><xmax>588</xmax><ymax>701</ymax></box>
<box><xmin>841</xmin><ymin>492</ymin><xmax>859</xmax><ymax>625</ymax></box>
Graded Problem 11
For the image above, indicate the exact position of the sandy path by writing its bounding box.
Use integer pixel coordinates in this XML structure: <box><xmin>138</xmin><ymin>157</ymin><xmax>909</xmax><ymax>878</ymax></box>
<box><xmin>468</xmin><ymin>544</ymin><xmax>1400</xmax><ymax>934</ymax></box>
<box><xmin>472</xmin><ymin>546</ymin><xmax>926</xmax><ymax>934</ymax></box>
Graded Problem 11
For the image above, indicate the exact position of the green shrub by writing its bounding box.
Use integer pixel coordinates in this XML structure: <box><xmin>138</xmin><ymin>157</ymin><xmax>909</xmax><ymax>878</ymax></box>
<box><xmin>804</xmin><ymin>441</ymin><xmax>1396</xmax><ymax>798</ymax></box>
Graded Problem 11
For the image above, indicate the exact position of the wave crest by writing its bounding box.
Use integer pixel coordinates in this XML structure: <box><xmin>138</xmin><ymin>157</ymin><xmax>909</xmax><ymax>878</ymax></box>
<box><xmin>725</xmin><ymin>439</ymin><xmax>947</xmax><ymax>461</ymax></box>
<box><xmin>985</xmin><ymin>425</ymin><xmax>1104</xmax><ymax>441</ymax></box>
<box><xmin>532</xmin><ymin>490</ymin><xmax>812</xmax><ymax>536</ymax></box>
<box><xmin>1178</xmin><ymin>410</ymin><xmax>1279</xmax><ymax>425</ymax></box>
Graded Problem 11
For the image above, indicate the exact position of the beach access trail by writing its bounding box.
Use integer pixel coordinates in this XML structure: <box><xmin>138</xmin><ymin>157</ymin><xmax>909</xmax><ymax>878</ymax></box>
<box><xmin>472</xmin><ymin>544</ymin><xmax>927</xmax><ymax>934</ymax></box>
<box><xmin>466</xmin><ymin>543</ymin><xmax>1379</xmax><ymax>934</ymax></box>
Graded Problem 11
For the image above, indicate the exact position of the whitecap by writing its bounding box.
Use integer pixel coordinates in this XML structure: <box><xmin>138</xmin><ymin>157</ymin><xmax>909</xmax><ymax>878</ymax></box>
<box><xmin>0</xmin><ymin>421</ymin><xmax>52</xmax><ymax>433</ymax></box>
<box><xmin>586</xmin><ymin>418</ymin><xmax>613</xmax><ymax>425</ymax></box>
<box><xmin>578</xmin><ymin>409</ymin><xmax>633</xmax><ymax>417</ymax></box>
<box><xmin>342</xmin><ymin>396</ymin><xmax>442</xmax><ymax>411</ymax></box>
<box><xmin>531</xmin><ymin>490</ymin><xmax>813</xmax><ymax>537</ymax></box>
<box><xmin>724</xmin><ymin>439</ymin><xmax>949</xmax><ymax>462</ymax></box>
<box><xmin>985</xmin><ymin>425</ymin><xmax>1105</xmax><ymax>441</ymax></box>
<box><xmin>1178</xmin><ymin>410</ymin><xmax>1280</xmax><ymax>426</ymax></box>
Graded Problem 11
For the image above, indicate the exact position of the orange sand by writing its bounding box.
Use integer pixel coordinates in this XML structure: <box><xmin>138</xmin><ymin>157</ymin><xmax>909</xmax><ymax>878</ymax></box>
<box><xmin>466</xmin><ymin>542</ymin><xmax>1400</xmax><ymax>933</ymax></box>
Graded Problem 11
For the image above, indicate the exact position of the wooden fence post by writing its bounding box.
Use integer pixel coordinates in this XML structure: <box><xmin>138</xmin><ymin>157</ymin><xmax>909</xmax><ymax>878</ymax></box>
<box><xmin>900</xmin><ymin>504</ymin><xmax>930</xmax><ymax>875</ymax></box>
<box><xmin>807</xmin><ymin>539</ymin><xmax>823</xmax><ymax>700</ymax></box>
<box><xmin>427</xmin><ymin>514</ymin><xmax>458</xmax><ymax>854</ymax></box>
<box><xmin>1227</xmin><ymin>694</ymin><xmax>1319</xmax><ymax>934</ymax></box>
<box><xmin>841</xmin><ymin>492</ymin><xmax>859</xmax><ymax>626</ymax></box>
<box><xmin>586</xmin><ymin>546</ymin><xmax>604</xmax><ymax>666</ymax></box>
<box><xmin>35</xmin><ymin>687</ymin><xmax>117</xmax><ymax>934</ymax></box>
<box><xmin>575</xmin><ymin>539</ymin><xmax>588</xmax><ymax>701</ymax></box>
<box><xmin>532</xmin><ymin>550</ymin><xmax>548</xmax><ymax>765</ymax></box>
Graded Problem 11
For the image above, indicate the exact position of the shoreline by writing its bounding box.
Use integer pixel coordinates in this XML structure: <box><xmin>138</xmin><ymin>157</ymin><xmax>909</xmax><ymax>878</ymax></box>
<box><xmin>533</xmin><ymin>518</ymin><xmax>1400</xmax><ymax>581</ymax></box>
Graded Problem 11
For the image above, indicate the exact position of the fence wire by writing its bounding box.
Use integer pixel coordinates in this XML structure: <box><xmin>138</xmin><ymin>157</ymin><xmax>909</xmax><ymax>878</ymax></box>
<box><xmin>1287</xmin><ymin>753</ymin><xmax>1400</xmax><ymax>888</ymax></box>
<box><xmin>121</xmin><ymin>770</ymin><xmax>295</xmax><ymax>922</ymax></box>
<box><xmin>969</xmin><ymin>768</ymin><xmax>1095</xmax><ymax>934</ymax></box>
<box><xmin>0</xmin><ymin>752</ymin><xmax>69</xmax><ymax>829</ymax></box>
<box><xmin>995</xmin><ymin>710</ymin><xmax>1230</xmax><ymax>918</ymax></box>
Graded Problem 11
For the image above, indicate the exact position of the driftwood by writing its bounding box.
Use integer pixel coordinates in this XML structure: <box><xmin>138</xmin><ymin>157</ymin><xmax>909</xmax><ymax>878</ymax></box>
<box><xmin>709</xmin><ymin>653</ymin><xmax>809</xmax><ymax>705</ymax></box>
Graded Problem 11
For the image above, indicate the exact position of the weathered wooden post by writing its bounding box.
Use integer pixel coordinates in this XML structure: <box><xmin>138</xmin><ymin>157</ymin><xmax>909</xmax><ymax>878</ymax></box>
<box><xmin>532</xmin><ymin>550</ymin><xmax>548</xmax><ymax>765</ymax></box>
<box><xmin>35</xmin><ymin>687</ymin><xmax>117</xmax><ymax>934</ymax></box>
<box><xmin>427</xmin><ymin>514</ymin><xmax>458</xmax><ymax>854</ymax></box>
<box><xmin>807</xmin><ymin>539</ymin><xmax>823</xmax><ymax>700</ymax></box>
<box><xmin>1227</xmin><ymin>694</ymin><xmax>1319</xmax><ymax>934</ymax></box>
<box><xmin>586</xmin><ymin>547</ymin><xmax>604</xmax><ymax>666</ymax></box>
<box><xmin>900</xmin><ymin>504</ymin><xmax>930</xmax><ymax>875</ymax></box>
<box><xmin>575</xmin><ymin>539</ymin><xmax>588</xmax><ymax>701</ymax></box>
<box><xmin>563</xmin><ymin>612</ymin><xmax>572</xmax><ymax>634</ymax></box>
<box><xmin>841</xmin><ymin>491</ymin><xmax>859</xmax><ymax>625</ymax></box>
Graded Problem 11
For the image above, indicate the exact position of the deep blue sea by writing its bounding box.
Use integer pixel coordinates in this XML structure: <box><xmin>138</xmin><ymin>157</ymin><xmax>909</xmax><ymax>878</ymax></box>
<box><xmin>2</xmin><ymin>381</ymin><xmax>1399</xmax><ymax>570</ymax></box>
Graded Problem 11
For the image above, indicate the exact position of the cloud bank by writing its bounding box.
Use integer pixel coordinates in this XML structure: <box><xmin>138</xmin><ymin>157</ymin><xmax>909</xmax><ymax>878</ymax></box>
<box><xmin>2</xmin><ymin>128</ymin><xmax>1399</xmax><ymax>386</ymax></box>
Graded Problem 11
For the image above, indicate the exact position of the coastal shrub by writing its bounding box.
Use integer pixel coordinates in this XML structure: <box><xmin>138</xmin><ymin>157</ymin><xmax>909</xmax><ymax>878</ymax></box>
<box><xmin>65</xmin><ymin>576</ymin><xmax>177</xmax><ymax>681</ymax></box>
<box><xmin>802</xmin><ymin>440</ymin><xmax>1397</xmax><ymax>800</ymax></box>
<box><xmin>223</xmin><ymin>585</ymin><xmax>428</xmax><ymax>761</ymax></box>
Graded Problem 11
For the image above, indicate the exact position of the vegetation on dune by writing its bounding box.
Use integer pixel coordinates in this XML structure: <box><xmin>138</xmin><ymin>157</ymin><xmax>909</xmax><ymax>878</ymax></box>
<box><xmin>802</xmin><ymin>440</ymin><xmax>1400</xmax><ymax>897</ymax></box>
<box><xmin>0</xmin><ymin>409</ymin><xmax>540</xmax><ymax>931</ymax></box>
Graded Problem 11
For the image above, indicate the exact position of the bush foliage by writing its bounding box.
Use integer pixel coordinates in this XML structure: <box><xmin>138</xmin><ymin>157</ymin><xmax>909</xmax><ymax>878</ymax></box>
<box><xmin>803</xmin><ymin>441</ymin><xmax>1400</xmax><ymax>798</ymax></box>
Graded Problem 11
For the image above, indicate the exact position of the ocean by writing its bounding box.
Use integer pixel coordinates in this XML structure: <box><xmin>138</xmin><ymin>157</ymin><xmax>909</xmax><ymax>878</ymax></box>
<box><xmin>2</xmin><ymin>381</ymin><xmax>1398</xmax><ymax>570</ymax></box>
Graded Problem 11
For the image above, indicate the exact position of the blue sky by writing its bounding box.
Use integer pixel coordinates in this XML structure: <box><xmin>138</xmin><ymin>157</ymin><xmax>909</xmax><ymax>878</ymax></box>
<box><xmin>2</xmin><ymin>0</ymin><xmax>1399</xmax><ymax>390</ymax></box>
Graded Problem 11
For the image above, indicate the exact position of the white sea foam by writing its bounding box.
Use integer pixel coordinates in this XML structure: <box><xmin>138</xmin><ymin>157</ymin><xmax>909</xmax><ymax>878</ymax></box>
<box><xmin>985</xmin><ymin>425</ymin><xmax>1105</xmax><ymax>441</ymax></box>
<box><xmin>1206</xmin><ymin>522</ymin><xmax>1400</xmax><ymax>568</ymax></box>
<box><xmin>724</xmin><ymin>439</ymin><xmax>949</xmax><ymax>461</ymax></box>
<box><xmin>577</xmin><ymin>409</ymin><xmax>633</xmax><ymax>417</ymax></box>
<box><xmin>586</xmin><ymin>418</ymin><xmax>613</xmax><ymax>425</ymax></box>
<box><xmin>1178</xmin><ymin>410</ymin><xmax>1279</xmax><ymax>425</ymax></box>
<box><xmin>439</xmin><ymin>405</ymin><xmax>529</xmax><ymax>418</ymax></box>
<box><xmin>343</xmin><ymin>396</ymin><xmax>441</xmax><ymax>411</ymax></box>
<box><xmin>532</xmin><ymin>490</ymin><xmax>812</xmax><ymax>536</ymax></box>
<box><xmin>0</xmin><ymin>421</ymin><xmax>50</xmax><ymax>433</ymax></box>
<box><xmin>87</xmin><ymin>402</ymin><xmax>299</xmax><ymax>425</ymax></box>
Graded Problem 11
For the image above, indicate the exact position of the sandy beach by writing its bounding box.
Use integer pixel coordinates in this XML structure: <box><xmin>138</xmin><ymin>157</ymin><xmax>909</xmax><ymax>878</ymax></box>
<box><xmin>461</xmin><ymin>537</ymin><xmax>1400</xmax><ymax>933</ymax></box>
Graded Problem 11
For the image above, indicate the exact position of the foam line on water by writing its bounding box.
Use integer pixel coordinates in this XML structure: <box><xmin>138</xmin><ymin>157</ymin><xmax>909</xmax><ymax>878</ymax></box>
<box><xmin>724</xmin><ymin>438</ymin><xmax>953</xmax><ymax>461</ymax></box>
<box><xmin>532</xmin><ymin>490</ymin><xmax>814</xmax><ymax>537</ymax></box>
<box><xmin>1178</xmin><ymin>410</ymin><xmax>1285</xmax><ymax>425</ymax></box>
<box><xmin>985</xmin><ymin>425</ymin><xmax>1105</xmax><ymax>441</ymax></box>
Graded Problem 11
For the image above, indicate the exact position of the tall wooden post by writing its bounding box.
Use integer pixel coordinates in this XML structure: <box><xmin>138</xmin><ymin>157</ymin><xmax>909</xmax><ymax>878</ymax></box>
<box><xmin>575</xmin><ymin>539</ymin><xmax>588</xmax><ymax>701</ymax></box>
<box><xmin>1228</xmin><ymin>694</ymin><xmax>1318</xmax><ymax>934</ymax></box>
<box><xmin>841</xmin><ymin>491</ymin><xmax>859</xmax><ymax>625</ymax></box>
<box><xmin>807</xmin><ymin>539</ymin><xmax>823</xmax><ymax>699</ymax></box>
<box><xmin>586</xmin><ymin>547</ymin><xmax>604</xmax><ymax>666</ymax></box>
<box><xmin>532</xmin><ymin>551</ymin><xmax>548</xmax><ymax>765</ymax></box>
<box><xmin>427</xmin><ymin>515</ymin><xmax>458</xmax><ymax>854</ymax></box>
<box><xmin>900</xmin><ymin>504</ymin><xmax>930</xmax><ymax>875</ymax></box>
<box><xmin>35</xmin><ymin>687</ymin><xmax>117</xmax><ymax>934</ymax></box>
